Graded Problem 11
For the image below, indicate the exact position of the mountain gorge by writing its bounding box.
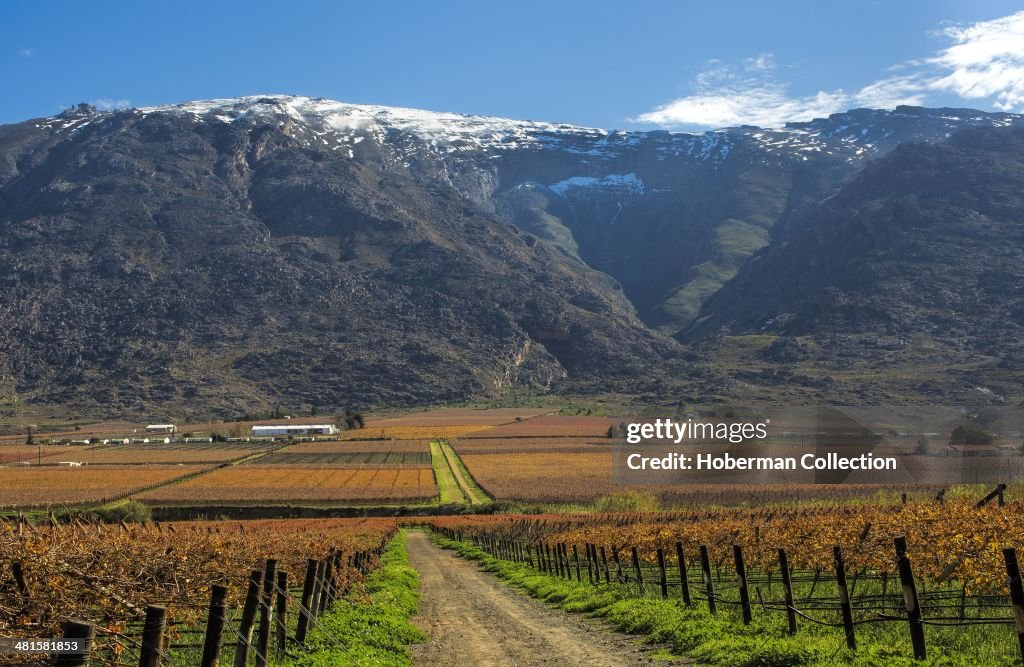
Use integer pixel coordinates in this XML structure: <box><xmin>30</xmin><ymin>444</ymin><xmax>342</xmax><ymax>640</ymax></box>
<box><xmin>0</xmin><ymin>96</ymin><xmax>1021</xmax><ymax>417</ymax></box>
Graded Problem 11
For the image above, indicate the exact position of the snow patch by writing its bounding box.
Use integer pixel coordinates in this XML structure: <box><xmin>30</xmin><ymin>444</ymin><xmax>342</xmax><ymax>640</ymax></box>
<box><xmin>548</xmin><ymin>173</ymin><xmax>645</xmax><ymax>197</ymax></box>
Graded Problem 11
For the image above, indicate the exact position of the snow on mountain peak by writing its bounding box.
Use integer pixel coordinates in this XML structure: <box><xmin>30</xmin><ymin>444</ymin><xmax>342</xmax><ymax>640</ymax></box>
<box><xmin>138</xmin><ymin>95</ymin><xmax>613</xmax><ymax>155</ymax></box>
<box><xmin>62</xmin><ymin>95</ymin><xmax>1021</xmax><ymax>167</ymax></box>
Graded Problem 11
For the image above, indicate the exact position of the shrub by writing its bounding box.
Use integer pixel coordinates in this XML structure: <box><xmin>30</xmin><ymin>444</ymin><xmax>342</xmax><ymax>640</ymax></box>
<box><xmin>593</xmin><ymin>490</ymin><xmax>658</xmax><ymax>513</ymax></box>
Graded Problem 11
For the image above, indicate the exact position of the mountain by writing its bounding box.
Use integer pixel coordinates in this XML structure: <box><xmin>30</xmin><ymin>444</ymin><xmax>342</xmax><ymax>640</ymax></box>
<box><xmin>0</xmin><ymin>95</ymin><xmax>1021</xmax><ymax>416</ymax></box>
<box><xmin>683</xmin><ymin>125</ymin><xmax>1024</xmax><ymax>406</ymax></box>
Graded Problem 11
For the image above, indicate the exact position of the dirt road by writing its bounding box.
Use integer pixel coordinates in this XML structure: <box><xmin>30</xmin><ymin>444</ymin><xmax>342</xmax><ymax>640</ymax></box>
<box><xmin>406</xmin><ymin>531</ymin><xmax>661</xmax><ymax>666</ymax></box>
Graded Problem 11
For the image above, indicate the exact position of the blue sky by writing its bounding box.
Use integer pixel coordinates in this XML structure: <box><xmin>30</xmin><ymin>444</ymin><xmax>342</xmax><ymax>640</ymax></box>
<box><xmin>3</xmin><ymin>0</ymin><xmax>1024</xmax><ymax>130</ymax></box>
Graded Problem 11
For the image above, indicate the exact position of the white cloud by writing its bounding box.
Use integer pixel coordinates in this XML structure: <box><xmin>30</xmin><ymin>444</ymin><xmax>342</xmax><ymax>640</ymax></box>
<box><xmin>928</xmin><ymin>12</ymin><xmax>1024</xmax><ymax>110</ymax></box>
<box><xmin>17</xmin><ymin>48</ymin><xmax>34</xmax><ymax>57</ymax></box>
<box><xmin>92</xmin><ymin>98</ymin><xmax>132</xmax><ymax>111</ymax></box>
<box><xmin>635</xmin><ymin>56</ymin><xmax>851</xmax><ymax>128</ymax></box>
<box><xmin>636</xmin><ymin>10</ymin><xmax>1024</xmax><ymax>129</ymax></box>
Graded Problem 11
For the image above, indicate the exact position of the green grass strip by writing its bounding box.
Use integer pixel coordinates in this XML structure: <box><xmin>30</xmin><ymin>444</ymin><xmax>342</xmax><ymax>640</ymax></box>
<box><xmin>281</xmin><ymin>530</ymin><xmax>426</xmax><ymax>666</ymax></box>
<box><xmin>430</xmin><ymin>440</ymin><xmax>466</xmax><ymax>504</ymax></box>
<box><xmin>439</xmin><ymin>440</ymin><xmax>490</xmax><ymax>505</ymax></box>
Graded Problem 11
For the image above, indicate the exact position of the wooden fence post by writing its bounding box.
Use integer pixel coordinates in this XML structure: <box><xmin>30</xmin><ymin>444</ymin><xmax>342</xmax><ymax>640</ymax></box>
<box><xmin>699</xmin><ymin>545</ymin><xmax>716</xmax><ymax>613</ymax></box>
<box><xmin>977</xmin><ymin>483</ymin><xmax>1008</xmax><ymax>508</ymax></box>
<box><xmin>894</xmin><ymin>536</ymin><xmax>926</xmax><ymax>660</ymax></box>
<box><xmin>834</xmin><ymin>546</ymin><xmax>857</xmax><ymax>651</ymax></box>
<box><xmin>657</xmin><ymin>548</ymin><xmax>668</xmax><ymax>599</ymax></box>
<box><xmin>318</xmin><ymin>557</ymin><xmax>334</xmax><ymax>615</ymax></box>
<box><xmin>296</xmin><ymin>559</ymin><xmax>318</xmax><ymax>645</ymax></box>
<box><xmin>54</xmin><ymin>619</ymin><xmax>94</xmax><ymax>667</ymax></box>
<box><xmin>1002</xmin><ymin>547</ymin><xmax>1024</xmax><ymax>664</ymax></box>
<box><xmin>139</xmin><ymin>604</ymin><xmax>168</xmax><ymax>667</ymax></box>
<box><xmin>631</xmin><ymin>546</ymin><xmax>645</xmax><ymax>594</ymax></box>
<box><xmin>676</xmin><ymin>542</ymin><xmax>691</xmax><ymax>605</ymax></box>
<box><xmin>255</xmin><ymin>559</ymin><xmax>277</xmax><ymax>667</ymax></box>
<box><xmin>275</xmin><ymin>571</ymin><xmax>288</xmax><ymax>658</ymax></box>
<box><xmin>589</xmin><ymin>540</ymin><xmax>598</xmax><ymax>586</ymax></box>
<box><xmin>612</xmin><ymin>544</ymin><xmax>624</xmax><ymax>583</ymax></box>
<box><xmin>572</xmin><ymin>544</ymin><xmax>582</xmax><ymax>582</ymax></box>
<box><xmin>600</xmin><ymin>546</ymin><xmax>611</xmax><ymax>584</ymax></box>
<box><xmin>733</xmin><ymin>545</ymin><xmax>752</xmax><ymax>625</ymax></box>
<box><xmin>778</xmin><ymin>548</ymin><xmax>797</xmax><ymax>635</ymax></box>
<box><xmin>309</xmin><ymin>560</ymin><xmax>327</xmax><ymax>629</ymax></box>
<box><xmin>233</xmin><ymin>569</ymin><xmax>263</xmax><ymax>667</ymax></box>
<box><xmin>200</xmin><ymin>584</ymin><xmax>228</xmax><ymax>667</ymax></box>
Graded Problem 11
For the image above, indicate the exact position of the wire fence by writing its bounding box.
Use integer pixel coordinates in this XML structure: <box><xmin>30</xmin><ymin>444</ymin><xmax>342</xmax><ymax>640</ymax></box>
<box><xmin>431</xmin><ymin>524</ymin><xmax>1024</xmax><ymax>664</ymax></box>
<box><xmin>7</xmin><ymin>534</ymin><xmax>392</xmax><ymax>666</ymax></box>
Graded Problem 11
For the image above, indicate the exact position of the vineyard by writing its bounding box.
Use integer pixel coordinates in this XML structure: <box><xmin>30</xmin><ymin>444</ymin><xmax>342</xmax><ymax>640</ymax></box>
<box><xmin>459</xmin><ymin>415</ymin><xmax>616</xmax><ymax>438</ymax></box>
<box><xmin>136</xmin><ymin>465</ymin><xmax>438</xmax><ymax>505</ymax></box>
<box><xmin>358</xmin><ymin>407</ymin><xmax>550</xmax><ymax>427</ymax></box>
<box><xmin>51</xmin><ymin>446</ymin><xmax>262</xmax><ymax>466</ymax></box>
<box><xmin>0</xmin><ymin>446</ymin><xmax>89</xmax><ymax>465</ymax></box>
<box><xmin>427</xmin><ymin>494</ymin><xmax>1024</xmax><ymax>664</ymax></box>
<box><xmin>257</xmin><ymin>440</ymin><xmax>432</xmax><ymax>465</ymax></box>
<box><xmin>0</xmin><ymin>467</ymin><xmax>208</xmax><ymax>508</ymax></box>
<box><xmin>455</xmin><ymin>449</ymin><xmax>613</xmax><ymax>502</ymax></box>
<box><xmin>449</xmin><ymin>437</ymin><xmax>932</xmax><ymax>506</ymax></box>
<box><xmin>0</xmin><ymin>517</ymin><xmax>398</xmax><ymax>665</ymax></box>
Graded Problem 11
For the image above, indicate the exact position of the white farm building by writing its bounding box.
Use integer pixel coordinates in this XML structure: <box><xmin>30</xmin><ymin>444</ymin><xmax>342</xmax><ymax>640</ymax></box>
<box><xmin>250</xmin><ymin>424</ymin><xmax>338</xmax><ymax>437</ymax></box>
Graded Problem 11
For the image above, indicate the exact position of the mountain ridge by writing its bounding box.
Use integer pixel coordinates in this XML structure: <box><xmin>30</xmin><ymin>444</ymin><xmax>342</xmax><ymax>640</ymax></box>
<box><xmin>1</xmin><ymin>97</ymin><xmax>1021</xmax><ymax>416</ymax></box>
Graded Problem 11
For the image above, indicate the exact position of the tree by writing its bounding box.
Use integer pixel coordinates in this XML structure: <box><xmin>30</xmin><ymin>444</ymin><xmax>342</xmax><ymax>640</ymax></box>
<box><xmin>949</xmin><ymin>425</ymin><xmax>993</xmax><ymax>447</ymax></box>
<box><xmin>25</xmin><ymin>426</ymin><xmax>33</xmax><ymax>445</ymax></box>
<box><xmin>914</xmin><ymin>436</ymin><xmax>929</xmax><ymax>455</ymax></box>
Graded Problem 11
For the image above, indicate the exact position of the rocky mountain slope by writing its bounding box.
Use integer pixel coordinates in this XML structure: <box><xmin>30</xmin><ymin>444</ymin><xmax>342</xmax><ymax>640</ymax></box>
<box><xmin>0</xmin><ymin>96</ymin><xmax>1021</xmax><ymax>416</ymax></box>
<box><xmin>684</xmin><ymin>125</ymin><xmax>1024</xmax><ymax>406</ymax></box>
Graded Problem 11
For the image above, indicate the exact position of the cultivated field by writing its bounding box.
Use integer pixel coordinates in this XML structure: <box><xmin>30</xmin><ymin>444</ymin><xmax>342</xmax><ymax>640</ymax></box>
<box><xmin>430</xmin><ymin>498</ymin><xmax>1024</xmax><ymax>665</ymax></box>
<box><xmin>0</xmin><ymin>466</ymin><xmax>206</xmax><ymax>507</ymax></box>
<box><xmin>0</xmin><ymin>516</ymin><xmax>397</xmax><ymax>663</ymax></box>
<box><xmin>451</xmin><ymin>437</ymin><xmax>609</xmax><ymax>453</ymax></box>
<box><xmin>340</xmin><ymin>407</ymin><xmax>553</xmax><ymax>440</ymax></box>
<box><xmin>262</xmin><ymin>439</ymin><xmax>431</xmax><ymax>465</ymax></box>
<box><xmin>457</xmin><ymin>450</ymin><xmax>614</xmax><ymax>502</ymax></box>
<box><xmin>49</xmin><ymin>444</ymin><xmax>262</xmax><ymax>465</ymax></box>
<box><xmin>340</xmin><ymin>424</ymin><xmax>496</xmax><ymax>440</ymax></box>
<box><xmin>462</xmin><ymin>414</ymin><xmax>617</xmax><ymax>438</ymax></box>
<box><xmin>0</xmin><ymin>445</ymin><xmax>89</xmax><ymax>464</ymax></box>
<box><xmin>137</xmin><ymin>465</ymin><xmax>438</xmax><ymax>504</ymax></box>
<box><xmin>363</xmin><ymin>407</ymin><xmax>551</xmax><ymax>427</ymax></box>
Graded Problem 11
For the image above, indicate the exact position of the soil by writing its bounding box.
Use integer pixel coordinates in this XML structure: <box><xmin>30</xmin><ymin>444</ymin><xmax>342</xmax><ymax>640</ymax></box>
<box><xmin>406</xmin><ymin>531</ymin><xmax>678</xmax><ymax>666</ymax></box>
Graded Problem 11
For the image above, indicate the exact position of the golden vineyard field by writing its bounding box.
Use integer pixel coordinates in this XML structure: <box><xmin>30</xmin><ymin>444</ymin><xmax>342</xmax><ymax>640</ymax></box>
<box><xmin>430</xmin><ymin>499</ymin><xmax>1024</xmax><ymax>592</ymax></box>
<box><xmin>0</xmin><ymin>467</ymin><xmax>207</xmax><ymax>507</ymax></box>
<box><xmin>0</xmin><ymin>518</ymin><xmax>396</xmax><ymax>641</ymax></box>
<box><xmin>136</xmin><ymin>465</ymin><xmax>438</xmax><ymax>504</ymax></box>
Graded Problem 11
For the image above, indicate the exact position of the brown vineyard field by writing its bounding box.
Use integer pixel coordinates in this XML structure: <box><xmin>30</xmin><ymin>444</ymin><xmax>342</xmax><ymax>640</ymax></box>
<box><xmin>0</xmin><ymin>445</ymin><xmax>90</xmax><ymax>464</ymax></box>
<box><xmin>0</xmin><ymin>466</ymin><xmax>207</xmax><ymax>507</ymax></box>
<box><xmin>0</xmin><ymin>517</ymin><xmax>397</xmax><ymax>657</ymax></box>
<box><xmin>49</xmin><ymin>446</ymin><xmax>261</xmax><ymax>465</ymax></box>
<box><xmin>137</xmin><ymin>465</ymin><xmax>438</xmax><ymax>504</ymax></box>
<box><xmin>462</xmin><ymin>414</ymin><xmax>617</xmax><ymax>438</ymax></box>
